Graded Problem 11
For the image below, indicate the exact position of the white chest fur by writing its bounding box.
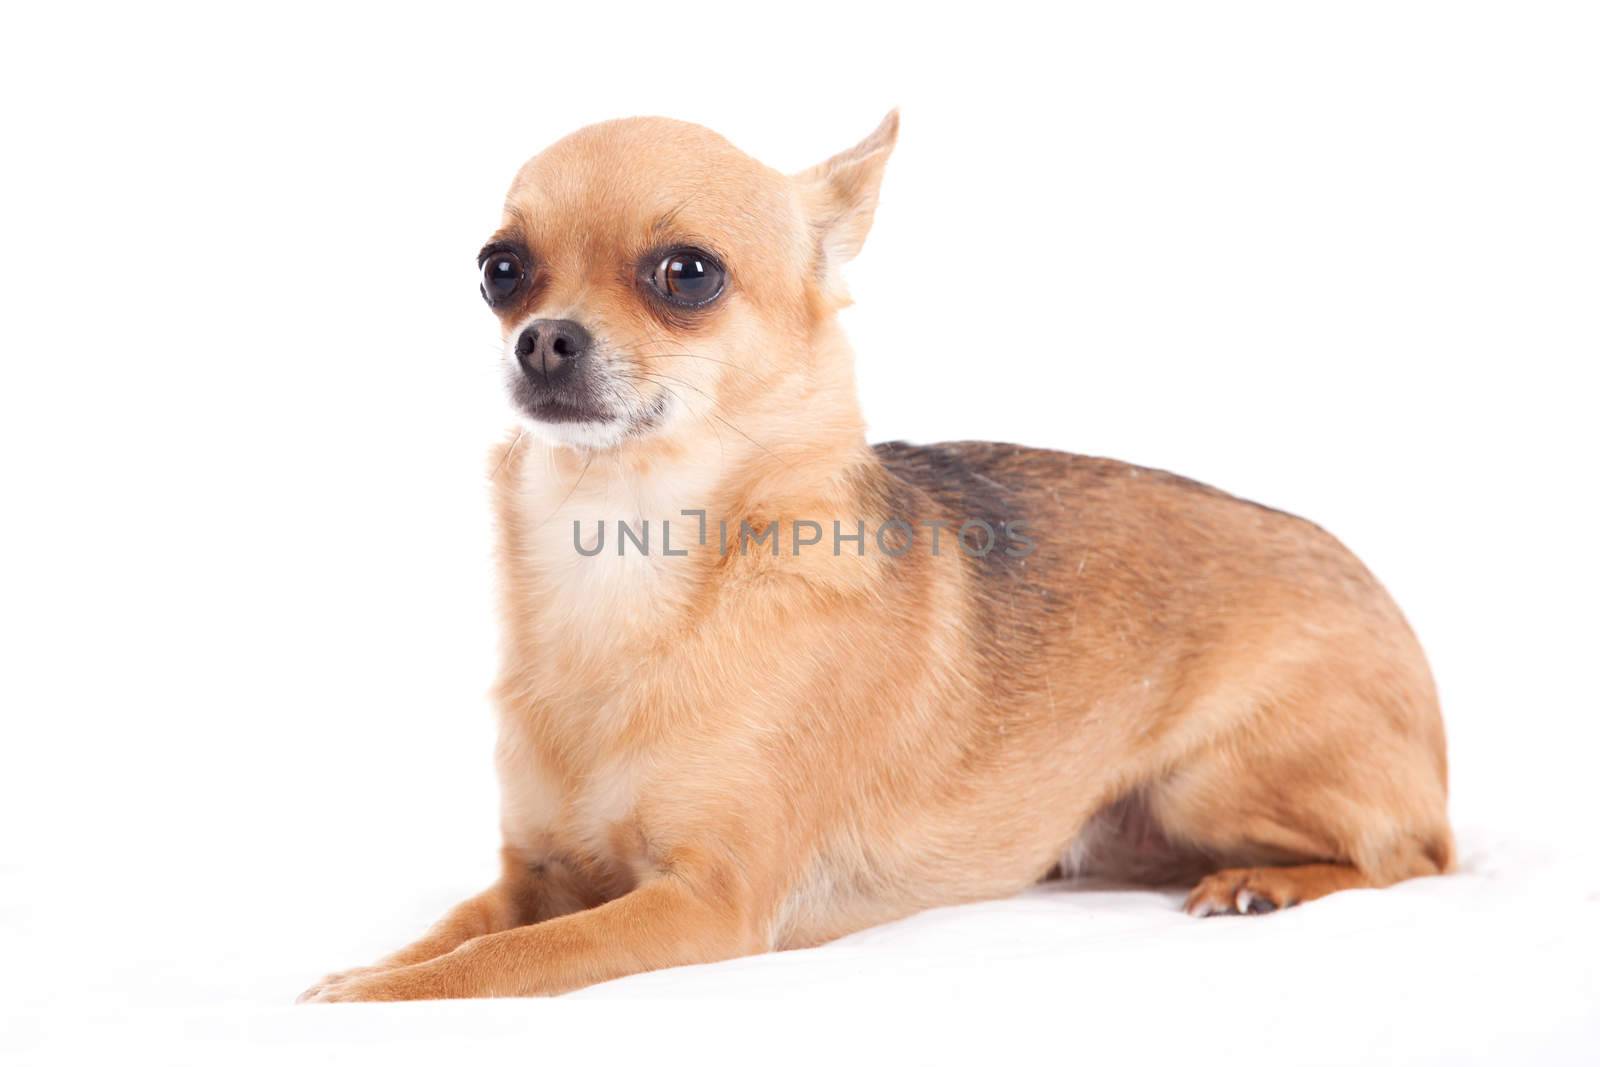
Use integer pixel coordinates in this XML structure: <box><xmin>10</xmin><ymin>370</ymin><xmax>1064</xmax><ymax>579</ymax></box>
<box><xmin>495</xmin><ymin>445</ymin><xmax>722</xmax><ymax>869</ymax></box>
<box><xmin>514</xmin><ymin>447</ymin><xmax>721</xmax><ymax>650</ymax></box>
<box><xmin>497</xmin><ymin>743</ymin><xmax>645</xmax><ymax>868</ymax></box>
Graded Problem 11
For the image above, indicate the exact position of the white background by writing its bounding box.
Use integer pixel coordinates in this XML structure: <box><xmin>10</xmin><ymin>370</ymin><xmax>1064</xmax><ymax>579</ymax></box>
<box><xmin>2</xmin><ymin>2</ymin><xmax>1597</xmax><ymax>1064</ymax></box>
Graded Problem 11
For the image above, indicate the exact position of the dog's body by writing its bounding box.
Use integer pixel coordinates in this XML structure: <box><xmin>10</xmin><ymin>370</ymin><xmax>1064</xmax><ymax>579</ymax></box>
<box><xmin>302</xmin><ymin>114</ymin><xmax>1450</xmax><ymax>1001</ymax></box>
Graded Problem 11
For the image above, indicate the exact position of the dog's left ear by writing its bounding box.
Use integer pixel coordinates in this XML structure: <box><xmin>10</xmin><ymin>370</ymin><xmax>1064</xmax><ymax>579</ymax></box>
<box><xmin>795</xmin><ymin>110</ymin><xmax>899</xmax><ymax>285</ymax></box>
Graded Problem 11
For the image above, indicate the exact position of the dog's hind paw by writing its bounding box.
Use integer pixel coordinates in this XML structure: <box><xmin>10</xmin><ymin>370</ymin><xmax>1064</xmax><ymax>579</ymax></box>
<box><xmin>1184</xmin><ymin>868</ymin><xmax>1294</xmax><ymax>917</ymax></box>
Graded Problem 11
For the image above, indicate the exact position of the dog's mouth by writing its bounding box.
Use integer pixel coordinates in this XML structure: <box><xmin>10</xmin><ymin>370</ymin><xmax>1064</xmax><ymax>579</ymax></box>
<box><xmin>504</xmin><ymin>364</ymin><xmax>675</xmax><ymax>447</ymax></box>
<box><xmin>506</xmin><ymin>374</ymin><xmax>616</xmax><ymax>425</ymax></box>
<box><xmin>518</xmin><ymin>393</ymin><xmax>615</xmax><ymax>424</ymax></box>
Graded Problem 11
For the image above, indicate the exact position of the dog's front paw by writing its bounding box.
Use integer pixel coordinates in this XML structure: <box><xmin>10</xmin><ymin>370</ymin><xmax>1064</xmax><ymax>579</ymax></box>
<box><xmin>300</xmin><ymin>959</ymin><xmax>463</xmax><ymax>1002</ymax></box>
<box><xmin>297</xmin><ymin>964</ymin><xmax>391</xmax><ymax>1003</ymax></box>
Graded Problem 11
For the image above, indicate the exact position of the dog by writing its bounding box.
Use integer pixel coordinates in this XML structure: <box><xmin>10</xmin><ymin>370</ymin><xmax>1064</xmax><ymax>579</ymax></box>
<box><xmin>300</xmin><ymin>112</ymin><xmax>1452</xmax><ymax>1001</ymax></box>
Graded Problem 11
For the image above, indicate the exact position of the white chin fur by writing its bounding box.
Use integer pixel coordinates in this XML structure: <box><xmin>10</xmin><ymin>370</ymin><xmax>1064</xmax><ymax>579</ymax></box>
<box><xmin>517</xmin><ymin>414</ymin><xmax>633</xmax><ymax>452</ymax></box>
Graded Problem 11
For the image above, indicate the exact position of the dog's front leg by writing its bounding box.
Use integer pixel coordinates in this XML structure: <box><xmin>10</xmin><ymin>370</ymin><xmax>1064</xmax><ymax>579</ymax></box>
<box><xmin>304</xmin><ymin>859</ymin><xmax>764</xmax><ymax>1000</ymax></box>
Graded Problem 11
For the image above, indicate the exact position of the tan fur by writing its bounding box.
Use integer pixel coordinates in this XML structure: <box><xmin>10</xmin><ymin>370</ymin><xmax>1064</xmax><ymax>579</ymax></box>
<box><xmin>301</xmin><ymin>112</ymin><xmax>1451</xmax><ymax>1001</ymax></box>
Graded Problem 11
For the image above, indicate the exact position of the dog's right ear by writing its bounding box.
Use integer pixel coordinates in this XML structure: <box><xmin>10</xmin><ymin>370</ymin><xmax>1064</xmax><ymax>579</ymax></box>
<box><xmin>794</xmin><ymin>110</ymin><xmax>899</xmax><ymax>294</ymax></box>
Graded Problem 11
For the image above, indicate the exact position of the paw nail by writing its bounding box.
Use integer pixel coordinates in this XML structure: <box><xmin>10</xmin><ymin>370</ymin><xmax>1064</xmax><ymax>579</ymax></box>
<box><xmin>1244</xmin><ymin>892</ymin><xmax>1277</xmax><ymax>914</ymax></box>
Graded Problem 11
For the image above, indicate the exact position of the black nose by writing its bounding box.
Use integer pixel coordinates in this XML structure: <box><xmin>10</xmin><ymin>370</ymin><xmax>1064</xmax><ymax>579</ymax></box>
<box><xmin>515</xmin><ymin>319</ymin><xmax>592</xmax><ymax>384</ymax></box>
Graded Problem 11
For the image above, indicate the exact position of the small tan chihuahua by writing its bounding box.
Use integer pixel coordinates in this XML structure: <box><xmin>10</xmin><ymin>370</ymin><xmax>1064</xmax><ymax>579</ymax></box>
<box><xmin>301</xmin><ymin>113</ymin><xmax>1451</xmax><ymax>1001</ymax></box>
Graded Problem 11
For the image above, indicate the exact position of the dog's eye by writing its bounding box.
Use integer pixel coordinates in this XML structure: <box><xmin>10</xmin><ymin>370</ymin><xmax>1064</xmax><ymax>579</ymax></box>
<box><xmin>650</xmin><ymin>250</ymin><xmax>725</xmax><ymax>307</ymax></box>
<box><xmin>480</xmin><ymin>251</ymin><xmax>526</xmax><ymax>306</ymax></box>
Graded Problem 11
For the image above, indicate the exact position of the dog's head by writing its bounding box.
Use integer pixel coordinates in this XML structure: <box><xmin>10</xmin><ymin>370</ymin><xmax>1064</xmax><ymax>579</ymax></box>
<box><xmin>479</xmin><ymin>112</ymin><xmax>897</xmax><ymax>451</ymax></box>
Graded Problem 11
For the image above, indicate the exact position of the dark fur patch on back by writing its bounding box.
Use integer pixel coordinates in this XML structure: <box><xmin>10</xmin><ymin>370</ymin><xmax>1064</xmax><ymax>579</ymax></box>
<box><xmin>873</xmin><ymin>441</ymin><xmax>1029</xmax><ymax>568</ymax></box>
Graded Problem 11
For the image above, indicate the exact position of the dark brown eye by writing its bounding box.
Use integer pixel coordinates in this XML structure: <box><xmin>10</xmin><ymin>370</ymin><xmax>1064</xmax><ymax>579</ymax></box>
<box><xmin>651</xmin><ymin>249</ymin><xmax>725</xmax><ymax>307</ymax></box>
<box><xmin>480</xmin><ymin>251</ymin><xmax>525</xmax><ymax>306</ymax></box>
